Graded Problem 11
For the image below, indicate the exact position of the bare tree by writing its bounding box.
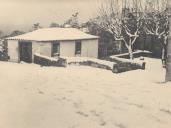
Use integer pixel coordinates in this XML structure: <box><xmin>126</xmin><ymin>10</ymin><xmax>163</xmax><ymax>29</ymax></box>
<box><xmin>122</xmin><ymin>9</ymin><xmax>143</xmax><ymax>59</ymax></box>
<box><xmin>8</xmin><ymin>30</ymin><xmax>25</xmax><ymax>37</ymax></box>
<box><xmin>94</xmin><ymin>0</ymin><xmax>143</xmax><ymax>59</ymax></box>
<box><xmin>33</xmin><ymin>23</ymin><xmax>42</xmax><ymax>30</ymax></box>
<box><xmin>144</xmin><ymin>1</ymin><xmax>169</xmax><ymax>66</ymax></box>
<box><xmin>63</xmin><ymin>12</ymin><xmax>80</xmax><ymax>28</ymax></box>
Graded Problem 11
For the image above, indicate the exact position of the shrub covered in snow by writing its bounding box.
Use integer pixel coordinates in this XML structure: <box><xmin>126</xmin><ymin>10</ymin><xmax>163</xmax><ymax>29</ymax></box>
<box><xmin>0</xmin><ymin>40</ymin><xmax>8</xmax><ymax>61</ymax></box>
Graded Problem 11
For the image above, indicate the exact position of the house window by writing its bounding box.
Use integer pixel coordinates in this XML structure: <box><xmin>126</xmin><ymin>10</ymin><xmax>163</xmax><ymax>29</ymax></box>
<box><xmin>52</xmin><ymin>42</ymin><xmax>60</xmax><ymax>57</ymax></box>
<box><xmin>75</xmin><ymin>41</ymin><xmax>81</xmax><ymax>55</ymax></box>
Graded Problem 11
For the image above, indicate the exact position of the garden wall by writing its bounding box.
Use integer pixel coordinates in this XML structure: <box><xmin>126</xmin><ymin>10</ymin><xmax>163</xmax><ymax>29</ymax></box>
<box><xmin>34</xmin><ymin>53</ymin><xmax>67</xmax><ymax>67</ymax></box>
<box><xmin>106</xmin><ymin>56</ymin><xmax>146</xmax><ymax>73</ymax></box>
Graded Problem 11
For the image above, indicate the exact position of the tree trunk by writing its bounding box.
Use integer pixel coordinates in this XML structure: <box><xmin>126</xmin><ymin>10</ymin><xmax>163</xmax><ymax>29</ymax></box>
<box><xmin>161</xmin><ymin>37</ymin><xmax>167</xmax><ymax>68</ymax></box>
<box><xmin>162</xmin><ymin>45</ymin><xmax>167</xmax><ymax>68</ymax></box>
<box><xmin>166</xmin><ymin>39</ymin><xmax>171</xmax><ymax>82</ymax></box>
<box><xmin>128</xmin><ymin>46</ymin><xmax>133</xmax><ymax>60</ymax></box>
<box><xmin>166</xmin><ymin>1</ymin><xmax>171</xmax><ymax>82</ymax></box>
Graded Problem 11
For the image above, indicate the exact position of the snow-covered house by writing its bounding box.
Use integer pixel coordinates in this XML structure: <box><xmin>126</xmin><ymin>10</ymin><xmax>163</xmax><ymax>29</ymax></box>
<box><xmin>6</xmin><ymin>28</ymin><xmax>99</xmax><ymax>63</ymax></box>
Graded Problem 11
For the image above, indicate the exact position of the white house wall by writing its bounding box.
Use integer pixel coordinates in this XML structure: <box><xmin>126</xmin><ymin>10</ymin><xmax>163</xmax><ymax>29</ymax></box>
<box><xmin>8</xmin><ymin>40</ymin><xmax>19</xmax><ymax>62</ymax></box>
<box><xmin>60</xmin><ymin>39</ymin><xmax>98</xmax><ymax>58</ymax></box>
<box><xmin>36</xmin><ymin>40</ymin><xmax>99</xmax><ymax>58</ymax></box>
<box><xmin>60</xmin><ymin>41</ymin><xmax>75</xmax><ymax>57</ymax></box>
<box><xmin>81</xmin><ymin>39</ymin><xmax>98</xmax><ymax>58</ymax></box>
<box><xmin>7</xmin><ymin>39</ymin><xmax>98</xmax><ymax>63</ymax></box>
<box><xmin>32</xmin><ymin>42</ymin><xmax>52</xmax><ymax>60</ymax></box>
<box><xmin>32</xmin><ymin>41</ymin><xmax>40</xmax><ymax>60</ymax></box>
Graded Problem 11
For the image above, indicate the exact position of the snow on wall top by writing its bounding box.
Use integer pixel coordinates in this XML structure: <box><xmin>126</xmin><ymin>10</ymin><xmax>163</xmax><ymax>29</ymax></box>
<box><xmin>7</xmin><ymin>28</ymin><xmax>99</xmax><ymax>42</ymax></box>
<box><xmin>62</xmin><ymin>56</ymin><xmax>115</xmax><ymax>69</ymax></box>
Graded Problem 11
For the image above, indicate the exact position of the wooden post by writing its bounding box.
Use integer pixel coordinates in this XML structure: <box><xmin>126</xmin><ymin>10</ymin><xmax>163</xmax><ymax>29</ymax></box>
<box><xmin>166</xmin><ymin>0</ymin><xmax>171</xmax><ymax>82</ymax></box>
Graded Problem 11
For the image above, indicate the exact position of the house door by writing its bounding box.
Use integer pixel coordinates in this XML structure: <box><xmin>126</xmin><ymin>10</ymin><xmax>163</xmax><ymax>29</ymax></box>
<box><xmin>19</xmin><ymin>42</ymin><xmax>32</xmax><ymax>63</ymax></box>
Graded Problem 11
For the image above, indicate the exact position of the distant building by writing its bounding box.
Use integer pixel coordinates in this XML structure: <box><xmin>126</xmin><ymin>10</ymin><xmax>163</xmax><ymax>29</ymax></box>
<box><xmin>6</xmin><ymin>28</ymin><xmax>99</xmax><ymax>63</ymax></box>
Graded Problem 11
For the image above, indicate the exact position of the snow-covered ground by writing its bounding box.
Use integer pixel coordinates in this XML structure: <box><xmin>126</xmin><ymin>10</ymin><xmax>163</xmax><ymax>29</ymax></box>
<box><xmin>0</xmin><ymin>57</ymin><xmax>171</xmax><ymax>128</ymax></box>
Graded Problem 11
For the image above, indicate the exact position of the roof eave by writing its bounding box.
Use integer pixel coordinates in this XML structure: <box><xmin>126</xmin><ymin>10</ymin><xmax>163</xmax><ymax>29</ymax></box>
<box><xmin>6</xmin><ymin>37</ymin><xmax>99</xmax><ymax>42</ymax></box>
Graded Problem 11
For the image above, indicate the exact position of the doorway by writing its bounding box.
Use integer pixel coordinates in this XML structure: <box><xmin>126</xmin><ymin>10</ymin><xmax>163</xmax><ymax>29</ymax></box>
<box><xmin>19</xmin><ymin>42</ymin><xmax>32</xmax><ymax>63</ymax></box>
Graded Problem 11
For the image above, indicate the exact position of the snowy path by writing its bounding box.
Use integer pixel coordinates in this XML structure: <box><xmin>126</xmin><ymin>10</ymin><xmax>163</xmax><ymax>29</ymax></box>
<box><xmin>0</xmin><ymin>58</ymin><xmax>171</xmax><ymax>128</ymax></box>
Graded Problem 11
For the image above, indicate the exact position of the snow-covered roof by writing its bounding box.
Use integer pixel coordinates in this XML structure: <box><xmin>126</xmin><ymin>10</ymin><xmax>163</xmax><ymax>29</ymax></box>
<box><xmin>7</xmin><ymin>28</ymin><xmax>99</xmax><ymax>42</ymax></box>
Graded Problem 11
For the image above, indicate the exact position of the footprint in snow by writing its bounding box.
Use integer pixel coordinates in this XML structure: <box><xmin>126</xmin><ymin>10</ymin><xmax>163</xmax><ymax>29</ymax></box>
<box><xmin>37</xmin><ymin>89</ymin><xmax>44</xmax><ymax>94</ymax></box>
<box><xmin>76</xmin><ymin>111</ymin><xmax>89</xmax><ymax>117</ymax></box>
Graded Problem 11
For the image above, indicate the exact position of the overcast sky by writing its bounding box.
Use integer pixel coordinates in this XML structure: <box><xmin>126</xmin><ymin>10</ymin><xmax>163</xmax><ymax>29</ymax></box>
<box><xmin>0</xmin><ymin>0</ymin><xmax>166</xmax><ymax>33</ymax></box>
<box><xmin>0</xmin><ymin>0</ymin><xmax>103</xmax><ymax>32</ymax></box>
